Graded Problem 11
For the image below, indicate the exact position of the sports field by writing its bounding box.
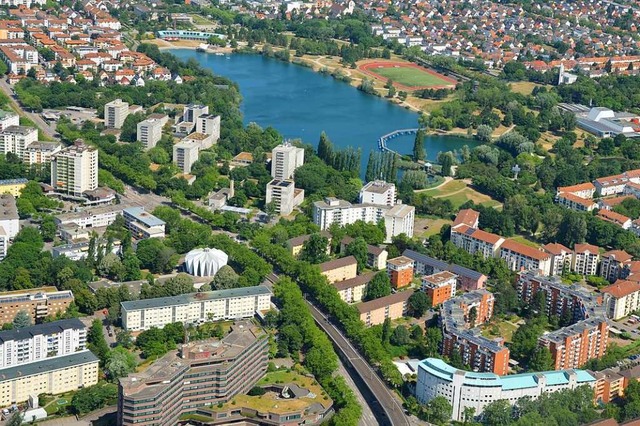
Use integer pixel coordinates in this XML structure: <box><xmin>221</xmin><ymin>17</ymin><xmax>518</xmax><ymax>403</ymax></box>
<box><xmin>359</xmin><ymin>60</ymin><xmax>457</xmax><ymax>90</ymax></box>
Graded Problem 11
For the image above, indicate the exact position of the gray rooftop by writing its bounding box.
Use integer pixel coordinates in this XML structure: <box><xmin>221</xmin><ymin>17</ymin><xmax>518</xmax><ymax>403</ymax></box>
<box><xmin>0</xmin><ymin>194</ymin><xmax>18</xmax><ymax>220</ymax></box>
<box><xmin>121</xmin><ymin>285</ymin><xmax>271</xmax><ymax>311</ymax></box>
<box><xmin>123</xmin><ymin>207</ymin><xmax>165</xmax><ymax>228</ymax></box>
<box><xmin>0</xmin><ymin>350</ymin><xmax>98</xmax><ymax>383</ymax></box>
<box><xmin>0</xmin><ymin>318</ymin><xmax>85</xmax><ymax>343</ymax></box>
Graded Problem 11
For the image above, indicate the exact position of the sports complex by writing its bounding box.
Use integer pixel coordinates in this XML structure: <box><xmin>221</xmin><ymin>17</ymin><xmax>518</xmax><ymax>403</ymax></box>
<box><xmin>358</xmin><ymin>60</ymin><xmax>457</xmax><ymax>91</ymax></box>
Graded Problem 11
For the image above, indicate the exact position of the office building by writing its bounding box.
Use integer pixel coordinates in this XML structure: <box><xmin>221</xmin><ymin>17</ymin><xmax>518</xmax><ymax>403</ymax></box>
<box><xmin>403</xmin><ymin>249</ymin><xmax>488</xmax><ymax>291</ymax></box>
<box><xmin>334</xmin><ymin>271</ymin><xmax>376</xmax><ymax>304</ymax></box>
<box><xmin>416</xmin><ymin>358</ymin><xmax>595</xmax><ymax>422</ymax></box>
<box><xmin>23</xmin><ymin>141</ymin><xmax>61</xmax><ymax>165</ymax></box>
<box><xmin>572</xmin><ymin>243</ymin><xmax>601</xmax><ymax>276</ymax></box>
<box><xmin>539</xmin><ymin>317</ymin><xmax>609</xmax><ymax>370</ymax></box>
<box><xmin>357</xmin><ymin>290</ymin><xmax>413</xmax><ymax>326</ymax></box>
<box><xmin>271</xmin><ymin>143</ymin><xmax>304</xmax><ymax>180</ymax></box>
<box><xmin>0</xmin><ymin>319</ymin><xmax>86</xmax><ymax>369</ymax></box>
<box><xmin>0</xmin><ymin>126</ymin><xmax>38</xmax><ymax>159</ymax></box>
<box><xmin>422</xmin><ymin>271</ymin><xmax>457</xmax><ymax>307</ymax></box>
<box><xmin>318</xmin><ymin>256</ymin><xmax>358</xmax><ymax>284</ymax></box>
<box><xmin>104</xmin><ymin>98</ymin><xmax>129</xmax><ymax>129</ymax></box>
<box><xmin>136</xmin><ymin>117</ymin><xmax>164</xmax><ymax>150</ymax></box>
<box><xmin>0</xmin><ymin>194</ymin><xmax>19</xmax><ymax>239</ymax></box>
<box><xmin>0</xmin><ymin>109</ymin><xmax>19</xmax><ymax>132</ymax></box>
<box><xmin>118</xmin><ymin>321</ymin><xmax>267</xmax><ymax>426</ymax></box>
<box><xmin>0</xmin><ymin>351</ymin><xmax>99</xmax><ymax>408</ymax></box>
<box><xmin>123</xmin><ymin>206</ymin><xmax>165</xmax><ymax>239</ymax></box>
<box><xmin>173</xmin><ymin>140</ymin><xmax>199</xmax><ymax>173</ymax></box>
<box><xmin>387</xmin><ymin>256</ymin><xmax>414</xmax><ymax>289</ymax></box>
<box><xmin>121</xmin><ymin>286</ymin><xmax>271</xmax><ymax>331</ymax></box>
<box><xmin>0</xmin><ymin>288</ymin><xmax>74</xmax><ymax>325</ymax></box>
<box><xmin>359</xmin><ymin>180</ymin><xmax>396</xmax><ymax>206</ymax></box>
<box><xmin>195</xmin><ymin>114</ymin><xmax>220</xmax><ymax>141</ymax></box>
<box><xmin>0</xmin><ymin>178</ymin><xmax>27</xmax><ymax>197</ymax></box>
<box><xmin>265</xmin><ymin>179</ymin><xmax>304</xmax><ymax>216</ymax></box>
<box><xmin>51</xmin><ymin>140</ymin><xmax>98</xmax><ymax>197</ymax></box>
<box><xmin>602</xmin><ymin>280</ymin><xmax>640</xmax><ymax>320</ymax></box>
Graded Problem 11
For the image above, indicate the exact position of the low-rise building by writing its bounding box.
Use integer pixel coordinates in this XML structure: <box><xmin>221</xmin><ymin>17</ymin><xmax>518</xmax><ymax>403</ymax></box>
<box><xmin>318</xmin><ymin>256</ymin><xmax>358</xmax><ymax>284</ymax></box>
<box><xmin>422</xmin><ymin>271</ymin><xmax>457</xmax><ymax>307</ymax></box>
<box><xmin>334</xmin><ymin>271</ymin><xmax>377</xmax><ymax>304</ymax></box>
<box><xmin>123</xmin><ymin>206</ymin><xmax>165</xmax><ymax>239</ymax></box>
<box><xmin>340</xmin><ymin>236</ymin><xmax>388</xmax><ymax>270</ymax></box>
<box><xmin>121</xmin><ymin>286</ymin><xmax>271</xmax><ymax>331</ymax></box>
<box><xmin>55</xmin><ymin>204</ymin><xmax>127</xmax><ymax>230</ymax></box>
<box><xmin>357</xmin><ymin>290</ymin><xmax>413</xmax><ymax>326</ymax></box>
<box><xmin>602</xmin><ymin>280</ymin><xmax>640</xmax><ymax>320</ymax></box>
<box><xmin>0</xmin><ymin>178</ymin><xmax>27</xmax><ymax>197</ymax></box>
<box><xmin>387</xmin><ymin>256</ymin><xmax>414</xmax><ymax>289</ymax></box>
<box><xmin>556</xmin><ymin>192</ymin><xmax>598</xmax><ymax>212</ymax></box>
<box><xmin>286</xmin><ymin>231</ymin><xmax>331</xmax><ymax>257</ymax></box>
<box><xmin>416</xmin><ymin>358</ymin><xmax>596</xmax><ymax>422</ymax></box>
<box><xmin>0</xmin><ymin>287</ymin><xmax>73</xmax><ymax>326</ymax></box>
<box><xmin>598</xmin><ymin>209</ymin><xmax>632</xmax><ymax>230</ymax></box>
<box><xmin>450</xmin><ymin>225</ymin><xmax>505</xmax><ymax>259</ymax></box>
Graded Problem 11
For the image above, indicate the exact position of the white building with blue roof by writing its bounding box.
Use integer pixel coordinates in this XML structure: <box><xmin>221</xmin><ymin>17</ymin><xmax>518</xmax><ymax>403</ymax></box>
<box><xmin>122</xmin><ymin>206</ymin><xmax>165</xmax><ymax>239</ymax></box>
<box><xmin>416</xmin><ymin>358</ymin><xmax>596</xmax><ymax>421</ymax></box>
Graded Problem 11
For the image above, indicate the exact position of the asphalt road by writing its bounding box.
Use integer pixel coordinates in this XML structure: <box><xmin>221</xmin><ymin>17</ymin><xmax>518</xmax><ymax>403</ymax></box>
<box><xmin>0</xmin><ymin>78</ymin><xmax>57</xmax><ymax>139</ymax></box>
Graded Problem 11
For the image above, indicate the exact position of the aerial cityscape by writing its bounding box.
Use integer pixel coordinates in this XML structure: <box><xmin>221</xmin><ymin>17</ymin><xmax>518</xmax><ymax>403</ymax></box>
<box><xmin>0</xmin><ymin>0</ymin><xmax>639</xmax><ymax>425</ymax></box>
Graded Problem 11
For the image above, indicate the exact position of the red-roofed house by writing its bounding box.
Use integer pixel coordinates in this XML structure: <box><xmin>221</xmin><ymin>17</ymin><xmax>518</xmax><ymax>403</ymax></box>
<box><xmin>499</xmin><ymin>240</ymin><xmax>551</xmax><ymax>275</ymax></box>
<box><xmin>556</xmin><ymin>192</ymin><xmax>598</xmax><ymax>212</ymax></box>
<box><xmin>572</xmin><ymin>244</ymin><xmax>601</xmax><ymax>276</ymax></box>
<box><xmin>602</xmin><ymin>280</ymin><xmax>640</xmax><ymax>319</ymax></box>
<box><xmin>557</xmin><ymin>182</ymin><xmax>596</xmax><ymax>199</ymax></box>
<box><xmin>598</xmin><ymin>209</ymin><xmax>632</xmax><ymax>230</ymax></box>
<box><xmin>450</xmin><ymin>225</ymin><xmax>505</xmax><ymax>259</ymax></box>
<box><xmin>452</xmin><ymin>208</ymin><xmax>479</xmax><ymax>230</ymax></box>
<box><xmin>543</xmin><ymin>243</ymin><xmax>572</xmax><ymax>276</ymax></box>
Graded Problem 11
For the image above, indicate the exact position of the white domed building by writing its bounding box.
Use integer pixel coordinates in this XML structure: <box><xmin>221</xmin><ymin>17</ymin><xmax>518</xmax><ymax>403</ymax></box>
<box><xmin>184</xmin><ymin>248</ymin><xmax>229</xmax><ymax>277</ymax></box>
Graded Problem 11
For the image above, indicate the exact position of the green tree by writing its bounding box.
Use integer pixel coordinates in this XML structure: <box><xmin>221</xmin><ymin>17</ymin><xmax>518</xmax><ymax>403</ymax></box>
<box><xmin>40</xmin><ymin>215</ymin><xmax>57</xmax><ymax>242</ymax></box>
<box><xmin>105</xmin><ymin>347</ymin><xmax>137</xmax><ymax>380</ymax></box>
<box><xmin>119</xmin><ymin>112</ymin><xmax>145</xmax><ymax>142</ymax></box>
<box><xmin>212</xmin><ymin>265</ymin><xmax>240</xmax><ymax>289</ymax></box>
<box><xmin>482</xmin><ymin>399</ymin><xmax>512</xmax><ymax>425</ymax></box>
<box><xmin>439</xmin><ymin>152</ymin><xmax>454</xmax><ymax>177</ymax></box>
<box><xmin>87</xmin><ymin>319</ymin><xmax>110</xmax><ymax>364</ymax></box>
<box><xmin>381</xmin><ymin>317</ymin><xmax>392</xmax><ymax>344</ymax></box>
<box><xmin>426</xmin><ymin>396</ymin><xmax>453</xmax><ymax>425</ymax></box>
<box><xmin>299</xmin><ymin>233</ymin><xmax>330</xmax><ymax>264</ymax></box>
<box><xmin>468</xmin><ymin>306</ymin><xmax>478</xmax><ymax>326</ymax></box>
<box><xmin>70</xmin><ymin>383</ymin><xmax>118</xmax><ymax>415</ymax></box>
<box><xmin>136</xmin><ymin>238</ymin><xmax>177</xmax><ymax>273</ymax></box>
<box><xmin>364</xmin><ymin>272</ymin><xmax>391</xmax><ymax>301</ymax></box>
<box><xmin>12</xmin><ymin>310</ymin><xmax>32</xmax><ymax>329</ymax></box>
<box><xmin>408</xmin><ymin>291</ymin><xmax>430</xmax><ymax>317</ymax></box>
<box><xmin>345</xmin><ymin>237</ymin><xmax>368</xmax><ymax>273</ymax></box>
<box><xmin>528</xmin><ymin>346</ymin><xmax>554</xmax><ymax>371</ymax></box>
<box><xmin>390</xmin><ymin>325</ymin><xmax>410</xmax><ymax>346</ymax></box>
<box><xmin>6</xmin><ymin>412</ymin><xmax>22</xmax><ymax>426</ymax></box>
<box><xmin>413</xmin><ymin>129</ymin><xmax>426</xmax><ymax>162</ymax></box>
<box><xmin>116</xmin><ymin>329</ymin><xmax>133</xmax><ymax>349</ymax></box>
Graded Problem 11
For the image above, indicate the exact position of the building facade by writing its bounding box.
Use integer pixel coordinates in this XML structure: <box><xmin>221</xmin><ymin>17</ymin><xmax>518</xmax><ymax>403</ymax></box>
<box><xmin>387</xmin><ymin>256</ymin><xmax>414</xmax><ymax>289</ymax></box>
<box><xmin>0</xmin><ymin>288</ymin><xmax>74</xmax><ymax>325</ymax></box>
<box><xmin>123</xmin><ymin>206</ymin><xmax>165</xmax><ymax>239</ymax></box>
<box><xmin>0</xmin><ymin>178</ymin><xmax>27</xmax><ymax>197</ymax></box>
<box><xmin>173</xmin><ymin>141</ymin><xmax>199</xmax><ymax>173</ymax></box>
<box><xmin>498</xmin><ymin>240</ymin><xmax>552</xmax><ymax>275</ymax></box>
<box><xmin>334</xmin><ymin>272</ymin><xmax>376</xmax><ymax>304</ymax></box>
<box><xmin>359</xmin><ymin>180</ymin><xmax>396</xmax><ymax>206</ymax></box>
<box><xmin>51</xmin><ymin>140</ymin><xmax>98</xmax><ymax>197</ymax></box>
<box><xmin>602</xmin><ymin>280</ymin><xmax>640</xmax><ymax>320</ymax></box>
<box><xmin>318</xmin><ymin>256</ymin><xmax>358</xmax><ymax>284</ymax></box>
<box><xmin>357</xmin><ymin>290</ymin><xmax>413</xmax><ymax>326</ymax></box>
<box><xmin>104</xmin><ymin>98</ymin><xmax>129</xmax><ymax>129</ymax></box>
<box><xmin>271</xmin><ymin>143</ymin><xmax>304</xmax><ymax>180</ymax></box>
<box><xmin>0</xmin><ymin>126</ymin><xmax>38</xmax><ymax>160</ymax></box>
<box><xmin>24</xmin><ymin>141</ymin><xmax>61</xmax><ymax>165</ymax></box>
<box><xmin>573</xmin><ymin>244</ymin><xmax>601</xmax><ymax>276</ymax></box>
<box><xmin>540</xmin><ymin>318</ymin><xmax>609</xmax><ymax>370</ymax></box>
<box><xmin>136</xmin><ymin>117</ymin><xmax>164</xmax><ymax>150</ymax></box>
<box><xmin>423</xmin><ymin>271</ymin><xmax>457</xmax><ymax>307</ymax></box>
<box><xmin>265</xmin><ymin>179</ymin><xmax>304</xmax><ymax>216</ymax></box>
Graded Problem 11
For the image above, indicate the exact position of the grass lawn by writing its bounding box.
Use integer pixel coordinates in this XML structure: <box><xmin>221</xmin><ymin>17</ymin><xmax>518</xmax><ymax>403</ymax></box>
<box><xmin>419</xmin><ymin>180</ymin><xmax>466</xmax><ymax>197</ymax></box>
<box><xmin>510</xmin><ymin>82</ymin><xmax>543</xmax><ymax>96</ymax></box>
<box><xmin>189</xmin><ymin>14</ymin><xmax>214</xmax><ymax>25</ymax></box>
<box><xmin>415</xmin><ymin>217</ymin><xmax>453</xmax><ymax>238</ymax></box>
<box><xmin>372</xmin><ymin>66</ymin><xmax>452</xmax><ymax>88</ymax></box>
<box><xmin>418</xmin><ymin>179</ymin><xmax>502</xmax><ymax>209</ymax></box>
<box><xmin>509</xmin><ymin>235</ymin><xmax>540</xmax><ymax>249</ymax></box>
<box><xmin>482</xmin><ymin>320</ymin><xmax>519</xmax><ymax>343</ymax></box>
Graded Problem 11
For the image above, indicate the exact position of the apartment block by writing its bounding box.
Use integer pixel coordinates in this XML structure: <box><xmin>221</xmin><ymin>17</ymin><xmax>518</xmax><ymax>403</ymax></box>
<box><xmin>0</xmin><ymin>109</ymin><xmax>19</xmax><ymax>132</ymax></box>
<box><xmin>318</xmin><ymin>256</ymin><xmax>358</xmax><ymax>284</ymax></box>
<box><xmin>265</xmin><ymin>179</ymin><xmax>304</xmax><ymax>216</ymax></box>
<box><xmin>136</xmin><ymin>117</ymin><xmax>164</xmax><ymax>150</ymax></box>
<box><xmin>0</xmin><ymin>178</ymin><xmax>26</xmax><ymax>198</ymax></box>
<box><xmin>441</xmin><ymin>328</ymin><xmax>510</xmax><ymax>375</ymax></box>
<box><xmin>123</xmin><ymin>206</ymin><xmax>165</xmax><ymax>239</ymax></box>
<box><xmin>173</xmin><ymin>140</ymin><xmax>199</xmax><ymax>173</ymax></box>
<box><xmin>0</xmin><ymin>351</ymin><xmax>99</xmax><ymax>408</ymax></box>
<box><xmin>0</xmin><ymin>125</ymin><xmax>38</xmax><ymax>159</ymax></box>
<box><xmin>121</xmin><ymin>286</ymin><xmax>271</xmax><ymax>331</ymax></box>
<box><xmin>602</xmin><ymin>280</ymin><xmax>640</xmax><ymax>320</ymax></box>
<box><xmin>499</xmin><ymin>240</ymin><xmax>552</xmax><ymax>275</ymax></box>
<box><xmin>600</xmin><ymin>250</ymin><xmax>633</xmax><ymax>282</ymax></box>
<box><xmin>556</xmin><ymin>183</ymin><xmax>596</xmax><ymax>200</ymax></box>
<box><xmin>543</xmin><ymin>242</ymin><xmax>572</xmax><ymax>276</ymax></box>
<box><xmin>118</xmin><ymin>322</ymin><xmax>267</xmax><ymax>426</ymax></box>
<box><xmin>423</xmin><ymin>271</ymin><xmax>457</xmax><ymax>307</ymax></box>
<box><xmin>51</xmin><ymin>140</ymin><xmax>98</xmax><ymax>197</ymax></box>
<box><xmin>387</xmin><ymin>256</ymin><xmax>414</xmax><ymax>289</ymax></box>
<box><xmin>0</xmin><ymin>288</ymin><xmax>74</xmax><ymax>325</ymax></box>
<box><xmin>572</xmin><ymin>243</ymin><xmax>601</xmax><ymax>276</ymax></box>
<box><xmin>357</xmin><ymin>290</ymin><xmax>413</xmax><ymax>326</ymax></box>
<box><xmin>539</xmin><ymin>317</ymin><xmax>609</xmax><ymax>370</ymax></box>
<box><xmin>590</xmin><ymin>368</ymin><xmax>625</xmax><ymax>404</ymax></box>
<box><xmin>556</xmin><ymin>192</ymin><xmax>598</xmax><ymax>212</ymax></box>
<box><xmin>195</xmin><ymin>114</ymin><xmax>221</xmax><ymax>141</ymax></box>
<box><xmin>403</xmin><ymin>249</ymin><xmax>488</xmax><ymax>291</ymax></box>
<box><xmin>0</xmin><ymin>194</ymin><xmax>19</xmax><ymax>240</ymax></box>
<box><xmin>359</xmin><ymin>180</ymin><xmax>396</xmax><ymax>206</ymax></box>
<box><xmin>104</xmin><ymin>98</ymin><xmax>129</xmax><ymax>129</ymax></box>
<box><xmin>452</xmin><ymin>208</ymin><xmax>480</xmax><ymax>229</ymax></box>
<box><xmin>384</xmin><ymin>204</ymin><xmax>415</xmax><ymax>242</ymax></box>
<box><xmin>285</xmin><ymin>231</ymin><xmax>332</xmax><ymax>257</ymax></box>
<box><xmin>334</xmin><ymin>271</ymin><xmax>376</xmax><ymax>304</ymax></box>
<box><xmin>0</xmin><ymin>319</ymin><xmax>86</xmax><ymax>369</ymax></box>
<box><xmin>450</xmin><ymin>225</ymin><xmax>504</xmax><ymax>259</ymax></box>
<box><xmin>271</xmin><ymin>143</ymin><xmax>304</xmax><ymax>180</ymax></box>
<box><xmin>182</xmin><ymin>104</ymin><xmax>208</xmax><ymax>124</ymax></box>
<box><xmin>442</xmin><ymin>289</ymin><xmax>495</xmax><ymax>328</ymax></box>
<box><xmin>24</xmin><ymin>141</ymin><xmax>61</xmax><ymax>165</ymax></box>
<box><xmin>340</xmin><ymin>236</ymin><xmax>388</xmax><ymax>270</ymax></box>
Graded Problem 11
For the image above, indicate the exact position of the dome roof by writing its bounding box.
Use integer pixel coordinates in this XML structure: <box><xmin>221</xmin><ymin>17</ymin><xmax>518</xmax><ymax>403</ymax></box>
<box><xmin>184</xmin><ymin>248</ymin><xmax>228</xmax><ymax>277</ymax></box>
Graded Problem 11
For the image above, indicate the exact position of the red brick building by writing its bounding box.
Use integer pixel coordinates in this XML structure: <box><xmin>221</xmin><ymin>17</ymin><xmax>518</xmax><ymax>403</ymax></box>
<box><xmin>387</xmin><ymin>256</ymin><xmax>414</xmax><ymax>289</ymax></box>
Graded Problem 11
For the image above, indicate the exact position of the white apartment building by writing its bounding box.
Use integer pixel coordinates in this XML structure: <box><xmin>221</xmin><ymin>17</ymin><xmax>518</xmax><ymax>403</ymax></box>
<box><xmin>359</xmin><ymin>180</ymin><xmax>396</xmax><ymax>206</ymax></box>
<box><xmin>121</xmin><ymin>286</ymin><xmax>272</xmax><ymax>331</ymax></box>
<box><xmin>572</xmin><ymin>244</ymin><xmax>601</xmax><ymax>276</ymax></box>
<box><xmin>265</xmin><ymin>179</ymin><xmax>304</xmax><ymax>215</ymax></box>
<box><xmin>450</xmin><ymin>226</ymin><xmax>505</xmax><ymax>259</ymax></box>
<box><xmin>104</xmin><ymin>99</ymin><xmax>129</xmax><ymax>129</ymax></box>
<box><xmin>271</xmin><ymin>143</ymin><xmax>304</xmax><ymax>180</ymax></box>
<box><xmin>543</xmin><ymin>243</ymin><xmax>573</xmax><ymax>276</ymax></box>
<box><xmin>51</xmin><ymin>141</ymin><xmax>98</xmax><ymax>197</ymax></box>
<box><xmin>0</xmin><ymin>126</ymin><xmax>38</xmax><ymax>159</ymax></box>
<box><xmin>416</xmin><ymin>358</ymin><xmax>596</xmax><ymax>422</ymax></box>
<box><xmin>182</xmin><ymin>104</ymin><xmax>208</xmax><ymax>124</ymax></box>
<box><xmin>136</xmin><ymin>118</ymin><xmax>164</xmax><ymax>150</ymax></box>
<box><xmin>0</xmin><ymin>319</ymin><xmax>86</xmax><ymax>369</ymax></box>
<box><xmin>195</xmin><ymin>114</ymin><xmax>221</xmax><ymax>141</ymax></box>
<box><xmin>498</xmin><ymin>240</ymin><xmax>552</xmax><ymax>275</ymax></box>
<box><xmin>384</xmin><ymin>204</ymin><xmax>415</xmax><ymax>242</ymax></box>
<box><xmin>173</xmin><ymin>140</ymin><xmax>199</xmax><ymax>173</ymax></box>
<box><xmin>0</xmin><ymin>195</ymin><xmax>19</xmax><ymax>240</ymax></box>
<box><xmin>0</xmin><ymin>110</ymin><xmax>19</xmax><ymax>132</ymax></box>
<box><xmin>602</xmin><ymin>280</ymin><xmax>640</xmax><ymax>320</ymax></box>
<box><xmin>54</xmin><ymin>204</ymin><xmax>128</xmax><ymax>230</ymax></box>
<box><xmin>24</xmin><ymin>141</ymin><xmax>61</xmax><ymax>165</ymax></box>
<box><xmin>0</xmin><ymin>229</ymin><xmax>6</xmax><ymax>260</ymax></box>
<box><xmin>0</xmin><ymin>351</ymin><xmax>99</xmax><ymax>408</ymax></box>
<box><xmin>122</xmin><ymin>206</ymin><xmax>165</xmax><ymax>239</ymax></box>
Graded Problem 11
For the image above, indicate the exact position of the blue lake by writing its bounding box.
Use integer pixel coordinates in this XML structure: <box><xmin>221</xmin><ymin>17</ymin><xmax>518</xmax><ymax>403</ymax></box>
<box><xmin>171</xmin><ymin>49</ymin><xmax>474</xmax><ymax>171</ymax></box>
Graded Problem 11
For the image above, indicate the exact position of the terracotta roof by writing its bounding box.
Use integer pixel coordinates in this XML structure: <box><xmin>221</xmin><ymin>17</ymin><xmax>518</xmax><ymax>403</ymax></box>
<box><xmin>470</xmin><ymin>229</ymin><xmax>503</xmax><ymax>245</ymax></box>
<box><xmin>356</xmin><ymin>290</ymin><xmax>414</xmax><ymax>314</ymax></box>
<box><xmin>500</xmin><ymin>240</ymin><xmax>549</xmax><ymax>261</ymax></box>
<box><xmin>599</xmin><ymin>195</ymin><xmax>634</xmax><ymax>207</ymax></box>
<box><xmin>598</xmin><ymin>209</ymin><xmax>631</xmax><ymax>226</ymax></box>
<box><xmin>574</xmin><ymin>243</ymin><xmax>601</xmax><ymax>254</ymax></box>
<box><xmin>602</xmin><ymin>250</ymin><xmax>633</xmax><ymax>263</ymax></box>
<box><xmin>557</xmin><ymin>192</ymin><xmax>597</xmax><ymax>207</ymax></box>
<box><xmin>333</xmin><ymin>271</ymin><xmax>377</xmax><ymax>291</ymax></box>
<box><xmin>543</xmin><ymin>243</ymin><xmax>571</xmax><ymax>255</ymax></box>
<box><xmin>319</xmin><ymin>256</ymin><xmax>357</xmax><ymax>272</ymax></box>
<box><xmin>452</xmin><ymin>208</ymin><xmax>479</xmax><ymax>228</ymax></box>
<box><xmin>602</xmin><ymin>280</ymin><xmax>640</xmax><ymax>299</ymax></box>
<box><xmin>557</xmin><ymin>182</ymin><xmax>595</xmax><ymax>194</ymax></box>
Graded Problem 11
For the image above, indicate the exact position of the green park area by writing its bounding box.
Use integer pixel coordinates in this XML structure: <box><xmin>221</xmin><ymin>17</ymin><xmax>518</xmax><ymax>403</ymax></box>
<box><xmin>481</xmin><ymin>318</ymin><xmax>520</xmax><ymax>343</ymax></box>
<box><xmin>372</xmin><ymin>66</ymin><xmax>452</xmax><ymax>87</ymax></box>
<box><xmin>419</xmin><ymin>179</ymin><xmax>502</xmax><ymax>209</ymax></box>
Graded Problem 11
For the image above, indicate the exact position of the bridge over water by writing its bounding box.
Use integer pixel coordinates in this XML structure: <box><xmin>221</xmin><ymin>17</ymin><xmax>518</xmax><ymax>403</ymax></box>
<box><xmin>378</xmin><ymin>128</ymin><xmax>419</xmax><ymax>153</ymax></box>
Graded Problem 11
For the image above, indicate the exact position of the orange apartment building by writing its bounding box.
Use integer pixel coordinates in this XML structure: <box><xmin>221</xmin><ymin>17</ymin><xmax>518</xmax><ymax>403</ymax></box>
<box><xmin>422</xmin><ymin>271</ymin><xmax>457</xmax><ymax>307</ymax></box>
<box><xmin>441</xmin><ymin>328</ymin><xmax>510</xmax><ymax>375</ymax></box>
<box><xmin>591</xmin><ymin>368</ymin><xmax>625</xmax><ymax>403</ymax></box>
<box><xmin>386</xmin><ymin>256</ymin><xmax>414</xmax><ymax>289</ymax></box>
<box><xmin>540</xmin><ymin>318</ymin><xmax>609</xmax><ymax>370</ymax></box>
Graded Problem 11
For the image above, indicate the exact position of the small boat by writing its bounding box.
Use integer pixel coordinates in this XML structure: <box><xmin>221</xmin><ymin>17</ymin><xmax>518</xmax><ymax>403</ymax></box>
<box><xmin>196</xmin><ymin>43</ymin><xmax>208</xmax><ymax>52</ymax></box>
<box><xmin>215</xmin><ymin>52</ymin><xmax>224</xmax><ymax>56</ymax></box>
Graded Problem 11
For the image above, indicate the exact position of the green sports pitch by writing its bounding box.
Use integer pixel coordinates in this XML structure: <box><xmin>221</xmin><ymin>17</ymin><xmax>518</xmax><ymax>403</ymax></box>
<box><xmin>370</xmin><ymin>66</ymin><xmax>453</xmax><ymax>88</ymax></box>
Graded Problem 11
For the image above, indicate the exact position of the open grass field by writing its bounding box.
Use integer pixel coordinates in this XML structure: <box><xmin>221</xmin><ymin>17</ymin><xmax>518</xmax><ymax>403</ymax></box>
<box><xmin>414</xmin><ymin>217</ymin><xmax>452</xmax><ymax>238</ymax></box>
<box><xmin>359</xmin><ymin>60</ymin><xmax>457</xmax><ymax>91</ymax></box>
<box><xmin>418</xmin><ymin>179</ymin><xmax>502</xmax><ymax>209</ymax></box>
<box><xmin>482</xmin><ymin>319</ymin><xmax>519</xmax><ymax>343</ymax></box>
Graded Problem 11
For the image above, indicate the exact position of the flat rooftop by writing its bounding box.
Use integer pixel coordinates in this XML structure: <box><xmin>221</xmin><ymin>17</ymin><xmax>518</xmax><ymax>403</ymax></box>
<box><xmin>0</xmin><ymin>318</ymin><xmax>85</xmax><ymax>343</ymax></box>
<box><xmin>123</xmin><ymin>207</ymin><xmax>165</xmax><ymax>228</ymax></box>
<box><xmin>0</xmin><ymin>350</ymin><xmax>98</xmax><ymax>383</ymax></box>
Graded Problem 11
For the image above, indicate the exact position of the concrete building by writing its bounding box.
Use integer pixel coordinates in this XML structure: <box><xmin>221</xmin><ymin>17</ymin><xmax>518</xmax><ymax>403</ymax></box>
<box><xmin>0</xmin><ymin>350</ymin><xmax>99</xmax><ymax>408</ymax></box>
<box><xmin>0</xmin><ymin>109</ymin><xmax>19</xmax><ymax>132</ymax></box>
<box><xmin>0</xmin><ymin>319</ymin><xmax>86</xmax><ymax>369</ymax></box>
<box><xmin>543</xmin><ymin>243</ymin><xmax>573</xmax><ymax>276</ymax></box>
<box><xmin>286</xmin><ymin>231</ymin><xmax>332</xmax><ymax>257</ymax></box>
<box><xmin>318</xmin><ymin>256</ymin><xmax>358</xmax><ymax>284</ymax></box>
<box><xmin>591</xmin><ymin>368</ymin><xmax>625</xmax><ymax>404</ymax></box>
<box><xmin>416</xmin><ymin>358</ymin><xmax>596</xmax><ymax>421</ymax></box>
<box><xmin>0</xmin><ymin>228</ymin><xmax>7</xmax><ymax>261</ymax></box>
<box><xmin>0</xmin><ymin>126</ymin><xmax>38</xmax><ymax>159</ymax></box>
<box><xmin>450</xmin><ymin>225</ymin><xmax>505</xmax><ymax>259</ymax></box>
<box><xmin>340</xmin><ymin>236</ymin><xmax>387</xmax><ymax>270</ymax></box>
<box><xmin>573</xmin><ymin>244</ymin><xmax>601</xmax><ymax>276</ymax></box>
<box><xmin>265</xmin><ymin>179</ymin><xmax>304</xmax><ymax>216</ymax></box>
<box><xmin>387</xmin><ymin>256</ymin><xmax>414</xmax><ymax>289</ymax></box>
<box><xmin>600</xmin><ymin>250</ymin><xmax>633</xmax><ymax>283</ymax></box>
<box><xmin>123</xmin><ymin>206</ymin><xmax>165</xmax><ymax>239</ymax></box>
<box><xmin>104</xmin><ymin>98</ymin><xmax>129</xmax><ymax>129</ymax></box>
<box><xmin>182</xmin><ymin>132</ymin><xmax>214</xmax><ymax>151</ymax></box>
<box><xmin>24</xmin><ymin>141</ymin><xmax>61</xmax><ymax>165</ymax></box>
<box><xmin>357</xmin><ymin>290</ymin><xmax>414</xmax><ymax>326</ymax></box>
<box><xmin>498</xmin><ymin>240</ymin><xmax>552</xmax><ymax>275</ymax></box>
<box><xmin>359</xmin><ymin>180</ymin><xmax>396</xmax><ymax>206</ymax></box>
<box><xmin>118</xmin><ymin>322</ymin><xmax>267</xmax><ymax>426</ymax></box>
<box><xmin>576</xmin><ymin>107</ymin><xmax>640</xmax><ymax>138</ymax></box>
<box><xmin>0</xmin><ymin>194</ymin><xmax>19</xmax><ymax>240</ymax></box>
<box><xmin>334</xmin><ymin>271</ymin><xmax>376</xmax><ymax>304</ymax></box>
<box><xmin>173</xmin><ymin>140</ymin><xmax>199</xmax><ymax>173</ymax></box>
<box><xmin>182</xmin><ymin>104</ymin><xmax>208</xmax><ymax>125</ymax></box>
<box><xmin>556</xmin><ymin>192</ymin><xmax>598</xmax><ymax>212</ymax></box>
<box><xmin>539</xmin><ymin>317</ymin><xmax>609</xmax><ymax>370</ymax></box>
<box><xmin>602</xmin><ymin>280</ymin><xmax>640</xmax><ymax>320</ymax></box>
<box><xmin>121</xmin><ymin>286</ymin><xmax>271</xmax><ymax>331</ymax></box>
<box><xmin>384</xmin><ymin>204</ymin><xmax>415</xmax><ymax>243</ymax></box>
<box><xmin>195</xmin><ymin>114</ymin><xmax>221</xmax><ymax>141</ymax></box>
<box><xmin>51</xmin><ymin>140</ymin><xmax>98</xmax><ymax>197</ymax></box>
<box><xmin>0</xmin><ymin>288</ymin><xmax>74</xmax><ymax>326</ymax></box>
<box><xmin>271</xmin><ymin>143</ymin><xmax>304</xmax><ymax>180</ymax></box>
<box><xmin>423</xmin><ymin>271</ymin><xmax>457</xmax><ymax>307</ymax></box>
<box><xmin>52</xmin><ymin>240</ymin><xmax>121</xmax><ymax>262</ymax></box>
<box><xmin>0</xmin><ymin>178</ymin><xmax>27</xmax><ymax>197</ymax></box>
<box><xmin>136</xmin><ymin>117</ymin><xmax>164</xmax><ymax>150</ymax></box>
<box><xmin>54</xmin><ymin>203</ymin><xmax>127</xmax><ymax>239</ymax></box>
<box><xmin>403</xmin><ymin>249</ymin><xmax>488</xmax><ymax>291</ymax></box>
